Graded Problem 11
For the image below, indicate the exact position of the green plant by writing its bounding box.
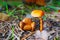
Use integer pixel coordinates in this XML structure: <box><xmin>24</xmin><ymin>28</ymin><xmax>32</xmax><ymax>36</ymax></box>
<box><xmin>40</xmin><ymin>6</ymin><xmax>51</xmax><ymax>12</ymax></box>
<box><xmin>52</xmin><ymin>0</ymin><xmax>60</xmax><ymax>6</ymax></box>
<box><xmin>9</xmin><ymin>26</ymin><xmax>15</xmax><ymax>40</ymax></box>
<box><xmin>55</xmin><ymin>37</ymin><xmax>60</xmax><ymax>40</ymax></box>
<box><xmin>2</xmin><ymin>1</ymin><xmax>24</xmax><ymax>16</ymax></box>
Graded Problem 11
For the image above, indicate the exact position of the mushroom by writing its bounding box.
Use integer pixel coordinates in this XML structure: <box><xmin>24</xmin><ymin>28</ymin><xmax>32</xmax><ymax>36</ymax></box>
<box><xmin>19</xmin><ymin>18</ymin><xmax>35</xmax><ymax>31</ymax></box>
<box><xmin>31</xmin><ymin>10</ymin><xmax>44</xmax><ymax>32</ymax></box>
<box><xmin>22</xmin><ymin>18</ymin><xmax>32</xmax><ymax>25</ymax></box>
<box><xmin>20</xmin><ymin>21</ymin><xmax>24</xmax><ymax>29</ymax></box>
<box><xmin>36</xmin><ymin>0</ymin><xmax>46</xmax><ymax>6</ymax></box>
<box><xmin>23</xmin><ymin>0</ymin><xmax>46</xmax><ymax>6</ymax></box>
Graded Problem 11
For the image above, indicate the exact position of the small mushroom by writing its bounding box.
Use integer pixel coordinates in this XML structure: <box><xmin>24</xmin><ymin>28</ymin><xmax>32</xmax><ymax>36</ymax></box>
<box><xmin>20</xmin><ymin>21</ymin><xmax>24</xmax><ymax>29</ymax></box>
<box><xmin>31</xmin><ymin>22</ymin><xmax>35</xmax><ymax>31</ymax></box>
<box><xmin>31</xmin><ymin>10</ymin><xmax>44</xmax><ymax>32</ymax></box>
<box><xmin>23</xmin><ymin>25</ymin><xmax>32</xmax><ymax>31</ymax></box>
<box><xmin>19</xmin><ymin>18</ymin><xmax>35</xmax><ymax>31</ymax></box>
<box><xmin>23</xmin><ymin>0</ymin><xmax>46</xmax><ymax>6</ymax></box>
<box><xmin>22</xmin><ymin>18</ymin><xmax>32</xmax><ymax>25</ymax></box>
<box><xmin>36</xmin><ymin>0</ymin><xmax>46</xmax><ymax>6</ymax></box>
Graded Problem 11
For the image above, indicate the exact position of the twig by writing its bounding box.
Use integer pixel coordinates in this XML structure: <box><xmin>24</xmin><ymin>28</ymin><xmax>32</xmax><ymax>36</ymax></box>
<box><xmin>21</xmin><ymin>31</ymin><xmax>35</xmax><ymax>40</ymax></box>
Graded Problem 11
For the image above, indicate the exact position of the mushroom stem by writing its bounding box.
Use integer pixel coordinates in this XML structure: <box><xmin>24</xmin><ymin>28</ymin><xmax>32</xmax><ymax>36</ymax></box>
<box><xmin>39</xmin><ymin>17</ymin><xmax>43</xmax><ymax>32</ymax></box>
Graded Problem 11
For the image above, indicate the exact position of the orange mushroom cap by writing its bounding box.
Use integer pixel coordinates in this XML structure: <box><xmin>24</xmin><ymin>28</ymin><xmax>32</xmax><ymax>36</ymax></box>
<box><xmin>22</xmin><ymin>18</ymin><xmax>32</xmax><ymax>24</ymax></box>
<box><xmin>19</xmin><ymin>21</ymin><xmax>24</xmax><ymax>29</ymax></box>
<box><xmin>23</xmin><ymin>25</ymin><xmax>32</xmax><ymax>31</ymax></box>
<box><xmin>31</xmin><ymin>10</ymin><xmax>44</xmax><ymax>17</ymax></box>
